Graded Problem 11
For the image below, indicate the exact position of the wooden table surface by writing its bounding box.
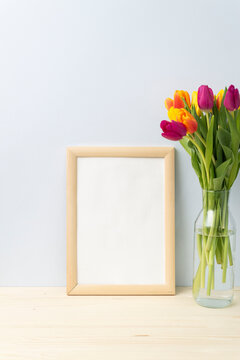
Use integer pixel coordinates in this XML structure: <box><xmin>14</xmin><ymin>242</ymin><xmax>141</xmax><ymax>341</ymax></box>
<box><xmin>0</xmin><ymin>287</ymin><xmax>239</xmax><ymax>360</ymax></box>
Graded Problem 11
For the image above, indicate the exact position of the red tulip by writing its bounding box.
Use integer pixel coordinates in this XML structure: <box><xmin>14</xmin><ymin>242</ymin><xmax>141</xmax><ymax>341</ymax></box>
<box><xmin>197</xmin><ymin>85</ymin><xmax>214</xmax><ymax>111</ymax></box>
<box><xmin>224</xmin><ymin>85</ymin><xmax>240</xmax><ymax>111</ymax></box>
<box><xmin>160</xmin><ymin>120</ymin><xmax>187</xmax><ymax>141</ymax></box>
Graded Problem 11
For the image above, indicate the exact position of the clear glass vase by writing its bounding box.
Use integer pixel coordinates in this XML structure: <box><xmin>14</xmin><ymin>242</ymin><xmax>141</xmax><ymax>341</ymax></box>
<box><xmin>192</xmin><ymin>190</ymin><xmax>236</xmax><ymax>308</ymax></box>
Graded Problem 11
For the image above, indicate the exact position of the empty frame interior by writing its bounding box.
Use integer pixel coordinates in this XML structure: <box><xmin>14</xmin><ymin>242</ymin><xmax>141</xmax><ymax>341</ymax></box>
<box><xmin>67</xmin><ymin>147</ymin><xmax>175</xmax><ymax>295</ymax></box>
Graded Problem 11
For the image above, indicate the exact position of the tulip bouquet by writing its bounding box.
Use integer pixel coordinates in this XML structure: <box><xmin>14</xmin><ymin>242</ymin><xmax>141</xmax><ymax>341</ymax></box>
<box><xmin>160</xmin><ymin>85</ymin><xmax>240</xmax><ymax>297</ymax></box>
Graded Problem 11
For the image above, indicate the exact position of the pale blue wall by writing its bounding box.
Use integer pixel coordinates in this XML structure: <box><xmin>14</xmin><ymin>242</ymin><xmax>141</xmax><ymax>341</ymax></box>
<box><xmin>0</xmin><ymin>0</ymin><xmax>239</xmax><ymax>286</ymax></box>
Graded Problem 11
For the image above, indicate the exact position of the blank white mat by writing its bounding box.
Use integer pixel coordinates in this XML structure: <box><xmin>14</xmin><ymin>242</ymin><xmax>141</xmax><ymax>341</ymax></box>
<box><xmin>77</xmin><ymin>157</ymin><xmax>165</xmax><ymax>285</ymax></box>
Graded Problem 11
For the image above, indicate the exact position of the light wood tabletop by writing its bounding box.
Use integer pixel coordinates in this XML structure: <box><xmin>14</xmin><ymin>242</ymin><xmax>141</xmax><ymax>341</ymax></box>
<box><xmin>0</xmin><ymin>287</ymin><xmax>239</xmax><ymax>360</ymax></box>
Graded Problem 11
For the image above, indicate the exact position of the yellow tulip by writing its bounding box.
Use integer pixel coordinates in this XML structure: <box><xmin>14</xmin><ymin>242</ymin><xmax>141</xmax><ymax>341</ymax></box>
<box><xmin>216</xmin><ymin>89</ymin><xmax>224</xmax><ymax>109</ymax></box>
<box><xmin>192</xmin><ymin>91</ymin><xmax>201</xmax><ymax>116</ymax></box>
<box><xmin>168</xmin><ymin>107</ymin><xmax>198</xmax><ymax>134</ymax></box>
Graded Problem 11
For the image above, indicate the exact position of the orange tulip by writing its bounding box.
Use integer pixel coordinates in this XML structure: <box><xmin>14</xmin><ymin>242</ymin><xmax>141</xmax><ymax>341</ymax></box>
<box><xmin>216</xmin><ymin>89</ymin><xmax>224</xmax><ymax>109</ymax></box>
<box><xmin>168</xmin><ymin>107</ymin><xmax>198</xmax><ymax>134</ymax></box>
<box><xmin>173</xmin><ymin>90</ymin><xmax>191</xmax><ymax>108</ymax></box>
<box><xmin>165</xmin><ymin>90</ymin><xmax>191</xmax><ymax>111</ymax></box>
<box><xmin>165</xmin><ymin>98</ymin><xmax>173</xmax><ymax>110</ymax></box>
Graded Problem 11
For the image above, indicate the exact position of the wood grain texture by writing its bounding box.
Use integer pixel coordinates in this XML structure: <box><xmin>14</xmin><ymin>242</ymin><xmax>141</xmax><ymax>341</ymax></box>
<box><xmin>67</xmin><ymin>146</ymin><xmax>173</xmax><ymax>158</ymax></box>
<box><xmin>164</xmin><ymin>147</ymin><xmax>175</xmax><ymax>295</ymax></box>
<box><xmin>66</xmin><ymin>148</ymin><xmax>77</xmax><ymax>293</ymax></box>
<box><xmin>66</xmin><ymin>146</ymin><xmax>175</xmax><ymax>295</ymax></box>
<box><xmin>0</xmin><ymin>287</ymin><xmax>239</xmax><ymax>360</ymax></box>
<box><xmin>69</xmin><ymin>284</ymin><xmax>175</xmax><ymax>296</ymax></box>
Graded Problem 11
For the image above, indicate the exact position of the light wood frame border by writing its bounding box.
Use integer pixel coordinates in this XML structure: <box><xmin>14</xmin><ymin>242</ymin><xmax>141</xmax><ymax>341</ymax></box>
<box><xmin>67</xmin><ymin>147</ymin><xmax>175</xmax><ymax>295</ymax></box>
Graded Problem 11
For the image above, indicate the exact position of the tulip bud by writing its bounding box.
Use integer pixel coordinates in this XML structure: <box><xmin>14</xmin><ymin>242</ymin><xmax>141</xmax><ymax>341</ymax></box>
<box><xmin>192</xmin><ymin>91</ymin><xmax>201</xmax><ymax>116</ymax></box>
<box><xmin>160</xmin><ymin>120</ymin><xmax>187</xmax><ymax>141</ymax></box>
<box><xmin>223</xmin><ymin>85</ymin><xmax>240</xmax><ymax>111</ymax></box>
<box><xmin>216</xmin><ymin>89</ymin><xmax>224</xmax><ymax>109</ymax></box>
<box><xmin>165</xmin><ymin>98</ymin><xmax>173</xmax><ymax>110</ymax></box>
<box><xmin>173</xmin><ymin>90</ymin><xmax>191</xmax><ymax>109</ymax></box>
<box><xmin>197</xmin><ymin>85</ymin><xmax>214</xmax><ymax>111</ymax></box>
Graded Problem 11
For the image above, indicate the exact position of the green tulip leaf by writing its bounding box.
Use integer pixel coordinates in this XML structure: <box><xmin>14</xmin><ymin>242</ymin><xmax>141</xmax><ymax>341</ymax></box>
<box><xmin>236</xmin><ymin>110</ymin><xmax>240</xmax><ymax>133</ymax></box>
<box><xmin>222</xmin><ymin>145</ymin><xmax>234</xmax><ymax>161</ymax></box>
<box><xmin>188</xmin><ymin>141</ymin><xmax>195</xmax><ymax>149</ymax></box>
<box><xmin>225</xmin><ymin>111</ymin><xmax>240</xmax><ymax>188</ymax></box>
<box><xmin>213</xmin><ymin>158</ymin><xmax>232</xmax><ymax>191</ymax></box>
<box><xmin>213</xmin><ymin>177</ymin><xmax>224</xmax><ymax>191</ymax></box>
<box><xmin>216</xmin><ymin>142</ymin><xmax>223</xmax><ymax>167</ymax></box>
<box><xmin>179</xmin><ymin>137</ymin><xmax>191</xmax><ymax>155</ymax></box>
<box><xmin>228</xmin><ymin>153</ymin><xmax>240</xmax><ymax>188</ymax></box>
<box><xmin>199</xmin><ymin>116</ymin><xmax>207</xmax><ymax>138</ymax></box>
<box><xmin>216</xmin><ymin>158</ymin><xmax>232</xmax><ymax>178</ymax></box>
<box><xmin>191</xmin><ymin>149</ymin><xmax>203</xmax><ymax>188</ymax></box>
<box><xmin>227</xmin><ymin>111</ymin><xmax>240</xmax><ymax>151</ymax></box>
<box><xmin>205</xmin><ymin>115</ymin><xmax>214</xmax><ymax>174</ymax></box>
<box><xmin>191</xmin><ymin>107</ymin><xmax>207</xmax><ymax>138</ymax></box>
<box><xmin>182</xmin><ymin>97</ymin><xmax>191</xmax><ymax>112</ymax></box>
<box><xmin>217</xmin><ymin>127</ymin><xmax>231</xmax><ymax>147</ymax></box>
<box><xmin>228</xmin><ymin>160</ymin><xmax>239</xmax><ymax>188</ymax></box>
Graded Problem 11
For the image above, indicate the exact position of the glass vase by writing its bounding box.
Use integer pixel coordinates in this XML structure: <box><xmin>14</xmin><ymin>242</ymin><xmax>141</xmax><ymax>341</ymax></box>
<box><xmin>192</xmin><ymin>190</ymin><xmax>236</xmax><ymax>308</ymax></box>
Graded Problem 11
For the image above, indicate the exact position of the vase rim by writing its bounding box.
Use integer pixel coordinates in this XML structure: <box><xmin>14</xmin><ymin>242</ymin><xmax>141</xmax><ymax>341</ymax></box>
<box><xmin>202</xmin><ymin>189</ymin><xmax>230</xmax><ymax>193</ymax></box>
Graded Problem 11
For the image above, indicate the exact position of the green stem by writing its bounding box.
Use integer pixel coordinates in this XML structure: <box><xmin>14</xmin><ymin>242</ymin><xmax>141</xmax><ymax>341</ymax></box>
<box><xmin>193</xmin><ymin>263</ymin><xmax>202</xmax><ymax>297</ymax></box>
<box><xmin>207</xmin><ymin>237</ymin><xmax>217</xmax><ymax>296</ymax></box>
<box><xmin>211</xmin><ymin>261</ymin><xmax>215</xmax><ymax>290</ymax></box>
<box><xmin>222</xmin><ymin>191</ymin><xmax>230</xmax><ymax>282</ymax></box>
<box><xmin>201</xmin><ymin>196</ymin><xmax>208</xmax><ymax>288</ymax></box>
<box><xmin>197</xmin><ymin>234</ymin><xmax>202</xmax><ymax>259</ymax></box>
<box><xmin>206</xmin><ymin>197</ymin><xmax>220</xmax><ymax>296</ymax></box>
<box><xmin>206</xmin><ymin>208</ymin><xmax>217</xmax><ymax>251</ymax></box>
<box><xmin>187</xmin><ymin>135</ymin><xmax>210</xmax><ymax>184</ymax></box>
<box><xmin>228</xmin><ymin>241</ymin><xmax>233</xmax><ymax>266</ymax></box>
<box><xmin>195</xmin><ymin>131</ymin><xmax>216</xmax><ymax>167</ymax></box>
<box><xmin>222</xmin><ymin>236</ymin><xmax>229</xmax><ymax>283</ymax></box>
<box><xmin>207</xmin><ymin>265</ymin><xmax>213</xmax><ymax>296</ymax></box>
<box><xmin>215</xmin><ymin>240</ymin><xmax>222</xmax><ymax>264</ymax></box>
<box><xmin>195</xmin><ymin>132</ymin><xmax>206</xmax><ymax>147</ymax></box>
<box><xmin>206</xmin><ymin>112</ymin><xmax>210</xmax><ymax>130</ymax></box>
<box><xmin>201</xmin><ymin>237</ymin><xmax>207</xmax><ymax>288</ymax></box>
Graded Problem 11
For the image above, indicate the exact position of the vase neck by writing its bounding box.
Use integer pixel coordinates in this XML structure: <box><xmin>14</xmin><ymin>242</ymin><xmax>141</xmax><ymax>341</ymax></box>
<box><xmin>202</xmin><ymin>190</ymin><xmax>230</xmax><ymax>209</ymax></box>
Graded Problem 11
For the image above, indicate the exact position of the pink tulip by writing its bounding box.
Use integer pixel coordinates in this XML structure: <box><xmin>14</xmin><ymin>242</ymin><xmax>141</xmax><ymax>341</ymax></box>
<box><xmin>160</xmin><ymin>120</ymin><xmax>187</xmax><ymax>141</ymax></box>
<box><xmin>197</xmin><ymin>85</ymin><xmax>214</xmax><ymax>111</ymax></box>
<box><xmin>224</xmin><ymin>85</ymin><xmax>240</xmax><ymax>111</ymax></box>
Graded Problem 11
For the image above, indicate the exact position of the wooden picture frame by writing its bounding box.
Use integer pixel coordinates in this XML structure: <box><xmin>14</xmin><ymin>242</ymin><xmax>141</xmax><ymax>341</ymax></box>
<box><xmin>67</xmin><ymin>147</ymin><xmax>175</xmax><ymax>295</ymax></box>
